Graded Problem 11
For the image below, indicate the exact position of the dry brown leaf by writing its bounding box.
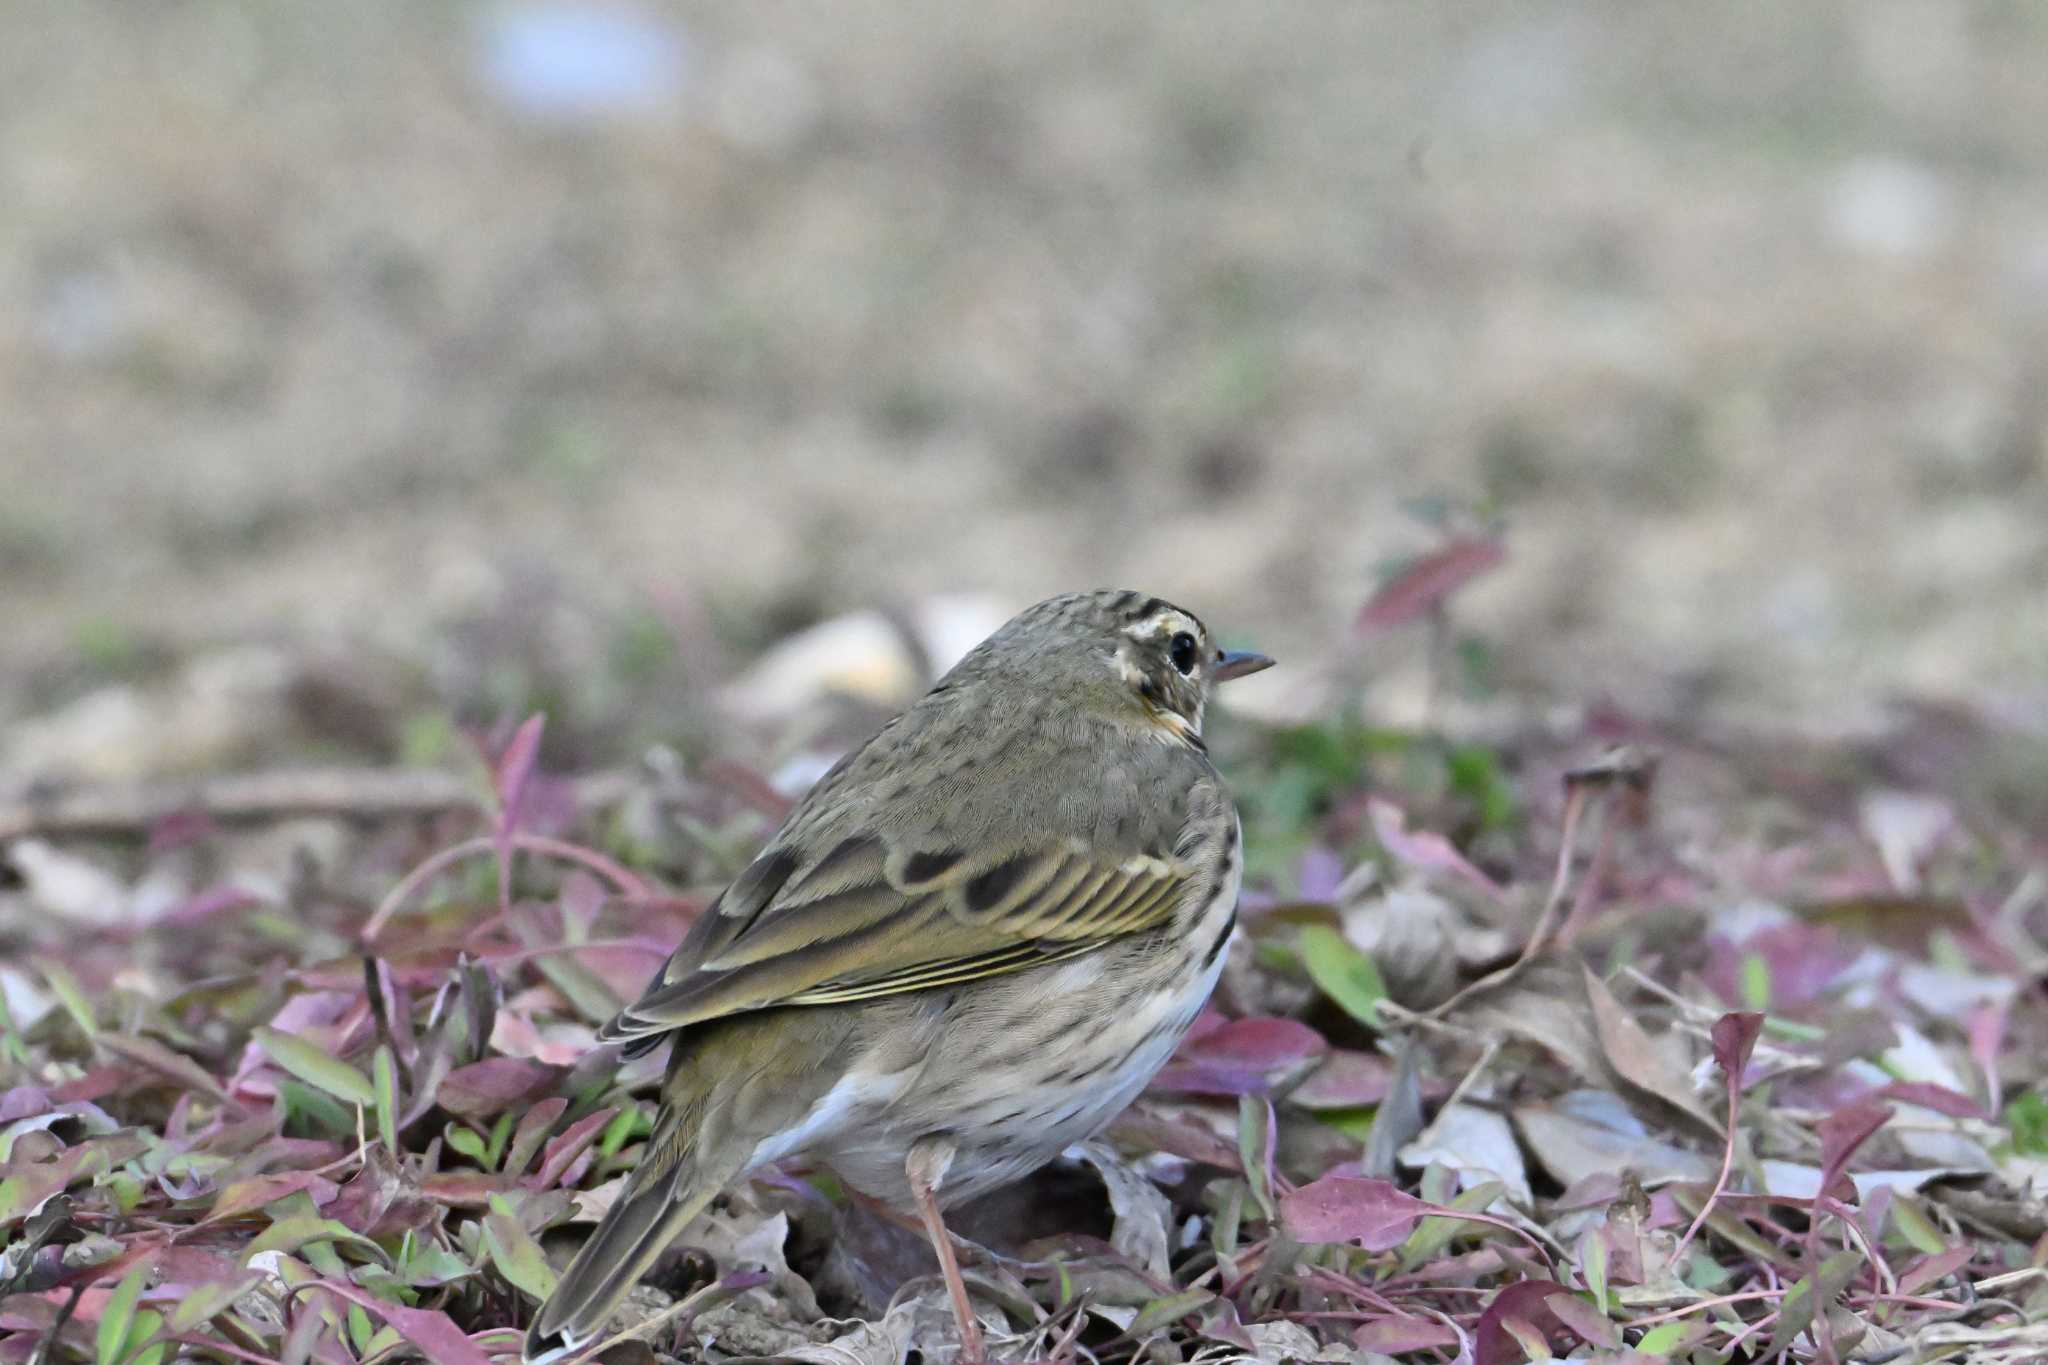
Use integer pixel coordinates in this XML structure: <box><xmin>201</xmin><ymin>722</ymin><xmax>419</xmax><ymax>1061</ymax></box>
<box><xmin>1581</xmin><ymin>966</ymin><xmax>1720</xmax><ymax>1139</ymax></box>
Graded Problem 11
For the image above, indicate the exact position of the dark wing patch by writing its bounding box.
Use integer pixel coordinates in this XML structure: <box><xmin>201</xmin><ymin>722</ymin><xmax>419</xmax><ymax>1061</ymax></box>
<box><xmin>901</xmin><ymin>848</ymin><xmax>964</xmax><ymax>886</ymax></box>
<box><xmin>963</xmin><ymin>854</ymin><xmax>1035</xmax><ymax>915</ymax></box>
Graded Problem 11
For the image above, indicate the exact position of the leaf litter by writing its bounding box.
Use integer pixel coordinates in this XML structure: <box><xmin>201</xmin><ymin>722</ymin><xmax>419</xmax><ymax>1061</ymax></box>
<box><xmin>1</xmin><ymin>638</ymin><xmax>2047</xmax><ymax>1364</ymax></box>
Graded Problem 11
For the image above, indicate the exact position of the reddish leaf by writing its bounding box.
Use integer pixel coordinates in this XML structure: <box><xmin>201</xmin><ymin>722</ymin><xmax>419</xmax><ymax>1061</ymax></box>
<box><xmin>1280</xmin><ymin>1176</ymin><xmax>1433</xmax><ymax>1250</ymax></box>
<box><xmin>1367</xmin><ymin>798</ymin><xmax>1506</xmax><ymax>902</ymax></box>
<box><xmin>1874</xmin><ymin>1081</ymin><xmax>1989</xmax><ymax>1120</ymax></box>
<box><xmin>303</xmin><ymin>1280</ymin><xmax>493</xmax><ymax>1365</ymax></box>
<box><xmin>1108</xmin><ymin>1107</ymin><xmax>1243</xmax><ymax>1171</ymax></box>
<box><xmin>1710</xmin><ymin>1011</ymin><xmax>1764</xmax><ymax>1082</ymax></box>
<box><xmin>1897</xmin><ymin>1244</ymin><xmax>1975</xmax><ymax>1298</ymax></box>
<box><xmin>1291</xmin><ymin>1049</ymin><xmax>1397</xmax><ymax>1108</ymax></box>
<box><xmin>206</xmin><ymin>1172</ymin><xmax>341</xmax><ymax>1223</ymax></box>
<box><xmin>1153</xmin><ymin>1017</ymin><xmax>1328</xmax><ymax>1096</ymax></box>
<box><xmin>494</xmin><ymin>713</ymin><xmax>547</xmax><ymax>828</ymax></box>
<box><xmin>1543</xmin><ymin>1293</ymin><xmax>1620</xmax><ymax>1350</ymax></box>
<box><xmin>493</xmin><ymin>713</ymin><xmax>547</xmax><ymax>911</ymax></box>
<box><xmin>1357</xmin><ymin>536</ymin><xmax>1505</xmax><ymax>631</ymax></box>
<box><xmin>1473</xmin><ymin>1280</ymin><xmax>1567</xmax><ymax>1365</ymax></box>
<box><xmin>437</xmin><ymin>1057</ymin><xmax>561</xmax><ymax>1121</ymax></box>
<box><xmin>534</xmin><ymin>1107</ymin><xmax>618</xmax><ymax>1189</ymax></box>
<box><xmin>1818</xmin><ymin>1102</ymin><xmax>1891</xmax><ymax>1197</ymax></box>
<box><xmin>1353</xmin><ymin>1314</ymin><xmax>1460</xmax><ymax>1352</ymax></box>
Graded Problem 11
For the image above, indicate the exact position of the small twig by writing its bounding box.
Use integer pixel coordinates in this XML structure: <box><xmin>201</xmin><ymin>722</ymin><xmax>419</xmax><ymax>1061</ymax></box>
<box><xmin>1423</xmin><ymin>781</ymin><xmax>1590</xmax><ymax>1020</ymax></box>
<box><xmin>1556</xmin><ymin>798</ymin><xmax>1617</xmax><ymax>945</ymax></box>
<box><xmin>362</xmin><ymin>832</ymin><xmax>654</xmax><ymax>941</ymax></box>
<box><xmin>29</xmin><ymin>1281</ymin><xmax>85</xmax><ymax>1365</ymax></box>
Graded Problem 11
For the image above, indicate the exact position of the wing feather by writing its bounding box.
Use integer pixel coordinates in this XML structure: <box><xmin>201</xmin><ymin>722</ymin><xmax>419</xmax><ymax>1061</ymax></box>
<box><xmin>600</xmin><ymin>837</ymin><xmax>1195</xmax><ymax>1045</ymax></box>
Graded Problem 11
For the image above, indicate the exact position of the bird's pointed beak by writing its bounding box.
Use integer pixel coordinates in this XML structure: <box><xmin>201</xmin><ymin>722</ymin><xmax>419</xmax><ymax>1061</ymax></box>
<box><xmin>1213</xmin><ymin>649</ymin><xmax>1275</xmax><ymax>682</ymax></box>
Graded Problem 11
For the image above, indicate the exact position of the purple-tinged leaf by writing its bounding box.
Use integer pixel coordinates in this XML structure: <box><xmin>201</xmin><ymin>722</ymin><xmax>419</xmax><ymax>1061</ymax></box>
<box><xmin>493</xmin><ymin>712</ymin><xmax>547</xmax><ymax>912</ymax></box>
<box><xmin>204</xmin><ymin>1173</ymin><xmax>341</xmax><ymax>1224</ymax></box>
<box><xmin>1368</xmin><ymin>798</ymin><xmax>1506</xmax><ymax>902</ymax></box>
<box><xmin>1710</xmin><ymin>1011</ymin><xmax>1764</xmax><ymax>1083</ymax></box>
<box><xmin>1280</xmin><ymin>1176</ymin><xmax>1433</xmax><ymax>1250</ymax></box>
<box><xmin>0</xmin><ymin>1087</ymin><xmax>52</xmax><ymax>1124</ymax></box>
<box><xmin>158</xmin><ymin>884</ymin><xmax>261</xmax><ymax>927</ymax></box>
<box><xmin>1472</xmin><ymin>1281</ymin><xmax>1567</xmax><ymax>1365</ymax></box>
<box><xmin>1818</xmin><ymin>1102</ymin><xmax>1891</xmax><ymax>1195</ymax></box>
<box><xmin>298</xmin><ymin>1281</ymin><xmax>494</xmax><ymax>1365</ymax></box>
<box><xmin>502</xmin><ymin>1097</ymin><xmax>568</xmax><ymax>1178</ymax></box>
<box><xmin>437</xmin><ymin>1057</ymin><xmax>560</xmax><ymax>1121</ymax></box>
<box><xmin>494</xmin><ymin>713</ymin><xmax>547</xmax><ymax>831</ymax></box>
<box><xmin>1543</xmin><ymin>1293</ymin><xmax>1620</xmax><ymax>1350</ymax></box>
<box><xmin>1874</xmin><ymin>1081</ymin><xmax>1989</xmax><ymax>1120</ymax></box>
<box><xmin>97</xmin><ymin>1033</ymin><xmax>231</xmax><ymax>1103</ymax></box>
<box><xmin>1297</xmin><ymin>846</ymin><xmax>1345</xmax><ymax>902</ymax></box>
<box><xmin>1352</xmin><ymin>1314</ymin><xmax>1460</xmax><ymax>1352</ymax></box>
<box><xmin>1291</xmin><ymin>1049</ymin><xmax>1396</xmax><ymax>1109</ymax></box>
<box><xmin>534</xmin><ymin>1107</ymin><xmax>618</xmax><ymax>1189</ymax></box>
<box><xmin>1153</xmin><ymin>1018</ymin><xmax>1327</xmax><ymax>1096</ymax></box>
<box><xmin>1967</xmin><ymin>1002</ymin><xmax>2006</xmax><ymax>1113</ymax></box>
<box><xmin>1897</xmin><ymin>1244</ymin><xmax>1974</xmax><ymax>1297</ymax></box>
<box><xmin>1357</xmin><ymin>536</ymin><xmax>1505</xmax><ymax>632</ymax></box>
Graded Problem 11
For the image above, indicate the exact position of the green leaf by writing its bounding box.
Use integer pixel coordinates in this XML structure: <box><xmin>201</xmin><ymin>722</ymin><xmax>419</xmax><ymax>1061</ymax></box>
<box><xmin>253</xmin><ymin>1027</ymin><xmax>375</xmax><ymax>1107</ymax></box>
<box><xmin>483</xmin><ymin>1195</ymin><xmax>559</xmax><ymax>1303</ymax></box>
<box><xmin>1399</xmin><ymin>1179</ymin><xmax>1503</xmax><ymax>1269</ymax></box>
<box><xmin>1739</xmin><ymin>953</ymin><xmax>1771</xmax><ymax>1011</ymax></box>
<box><xmin>444</xmin><ymin>1124</ymin><xmax>491</xmax><ymax>1167</ymax></box>
<box><xmin>347</xmin><ymin>1305</ymin><xmax>376</xmax><ymax>1354</ymax></box>
<box><xmin>2006</xmin><ymin>1091</ymin><xmax>2048</xmax><ymax>1155</ymax></box>
<box><xmin>1579</xmin><ymin>1227</ymin><xmax>1610</xmax><ymax>1314</ymax></box>
<box><xmin>97</xmin><ymin>1263</ymin><xmax>148</xmax><ymax>1365</ymax></box>
<box><xmin>1762</xmin><ymin>1250</ymin><xmax>1864</xmax><ymax>1360</ymax></box>
<box><xmin>39</xmin><ymin>958</ymin><xmax>99</xmax><ymax>1040</ymax></box>
<box><xmin>275</xmin><ymin>1079</ymin><xmax>355</xmax><ymax>1138</ymax></box>
<box><xmin>1633</xmin><ymin>1320</ymin><xmax>1700</xmax><ymax>1356</ymax></box>
<box><xmin>1236</xmin><ymin>1096</ymin><xmax>1278</xmax><ymax>1220</ymax></box>
<box><xmin>115</xmin><ymin>1308</ymin><xmax>167</xmax><ymax>1365</ymax></box>
<box><xmin>1299</xmin><ymin>925</ymin><xmax>1385</xmax><ymax>1029</ymax></box>
<box><xmin>373</xmin><ymin>1046</ymin><xmax>400</xmax><ymax>1156</ymax></box>
<box><xmin>1890</xmin><ymin>1194</ymin><xmax>1949</xmax><ymax>1257</ymax></box>
<box><xmin>485</xmin><ymin>1111</ymin><xmax>515</xmax><ymax>1169</ymax></box>
<box><xmin>1125</xmin><ymin>1288</ymin><xmax>1214</xmax><ymax>1338</ymax></box>
<box><xmin>244</xmin><ymin>1213</ymin><xmax>390</xmax><ymax>1267</ymax></box>
<box><xmin>167</xmin><ymin>1275</ymin><xmax>258</xmax><ymax>1333</ymax></box>
<box><xmin>597</xmin><ymin>1105</ymin><xmax>640</xmax><ymax>1159</ymax></box>
<box><xmin>1316</xmin><ymin>1105</ymin><xmax>1377</xmax><ymax>1141</ymax></box>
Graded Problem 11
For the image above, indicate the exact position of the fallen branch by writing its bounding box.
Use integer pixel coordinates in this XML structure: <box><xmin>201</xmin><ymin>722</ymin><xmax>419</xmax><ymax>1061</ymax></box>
<box><xmin>0</xmin><ymin>766</ymin><xmax>633</xmax><ymax>842</ymax></box>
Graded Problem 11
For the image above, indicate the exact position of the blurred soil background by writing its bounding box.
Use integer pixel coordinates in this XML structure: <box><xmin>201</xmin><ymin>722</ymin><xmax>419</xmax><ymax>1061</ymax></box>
<box><xmin>4</xmin><ymin>0</ymin><xmax>2048</xmax><ymax>785</ymax></box>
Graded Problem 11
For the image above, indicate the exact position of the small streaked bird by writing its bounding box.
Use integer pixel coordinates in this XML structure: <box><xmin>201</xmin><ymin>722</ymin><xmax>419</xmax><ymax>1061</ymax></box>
<box><xmin>526</xmin><ymin>590</ymin><xmax>1273</xmax><ymax>1362</ymax></box>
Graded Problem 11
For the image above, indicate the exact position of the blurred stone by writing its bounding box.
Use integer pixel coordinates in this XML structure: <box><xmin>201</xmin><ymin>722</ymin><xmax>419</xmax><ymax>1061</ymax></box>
<box><xmin>1824</xmin><ymin>157</ymin><xmax>1955</xmax><ymax>261</ymax></box>
<box><xmin>6</xmin><ymin>839</ymin><xmax>130</xmax><ymax>926</ymax></box>
<box><xmin>478</xmin><ymin>2</ymin><xmax>690</xmax><ymax>120</ymax></box>
<box><xmin>1</xmin><ymin>647</ymin><xmax>295</xmax><ymax>788</ymax></box>
<box><xmin>718</xmin><ymin>594</ymin><xmax>1009</xmax><ymax>725</ymax></box>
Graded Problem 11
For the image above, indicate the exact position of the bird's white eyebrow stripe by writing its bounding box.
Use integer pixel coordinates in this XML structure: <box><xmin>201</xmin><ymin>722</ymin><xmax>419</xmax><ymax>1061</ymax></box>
<box><xmin>1122</xmin><ymin>610</ymin><xmax>1200</xmax><ymax>642</ymax></box>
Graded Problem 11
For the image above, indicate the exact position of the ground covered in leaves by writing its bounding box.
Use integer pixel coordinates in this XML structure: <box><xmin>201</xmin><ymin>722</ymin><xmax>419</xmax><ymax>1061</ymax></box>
<box><xmin>4</xmin><ymin>650</ymin><xmax>2048</xmax><ymax>1364</ymax></box>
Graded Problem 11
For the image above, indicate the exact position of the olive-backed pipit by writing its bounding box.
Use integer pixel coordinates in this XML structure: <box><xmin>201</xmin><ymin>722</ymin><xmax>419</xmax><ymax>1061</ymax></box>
<box><xmin>526</xmin><ymin>590</ymin><xmax>1272</xmax><ymax>1362</ymax></box>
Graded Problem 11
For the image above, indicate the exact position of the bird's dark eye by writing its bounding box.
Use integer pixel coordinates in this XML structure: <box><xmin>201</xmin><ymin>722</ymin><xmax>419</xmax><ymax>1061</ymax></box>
<box><xmin>1168</xmin><ymin>632</ymin><xmax>1198</xmax><ymax>675</ymax></box>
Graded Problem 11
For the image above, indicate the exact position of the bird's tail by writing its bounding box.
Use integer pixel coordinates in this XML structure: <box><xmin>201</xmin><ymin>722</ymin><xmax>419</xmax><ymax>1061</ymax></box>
<box><xmin>523</xmin><ymin>1146</ymin><xmax>727</xmax><ymax>1363</ymax></box>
